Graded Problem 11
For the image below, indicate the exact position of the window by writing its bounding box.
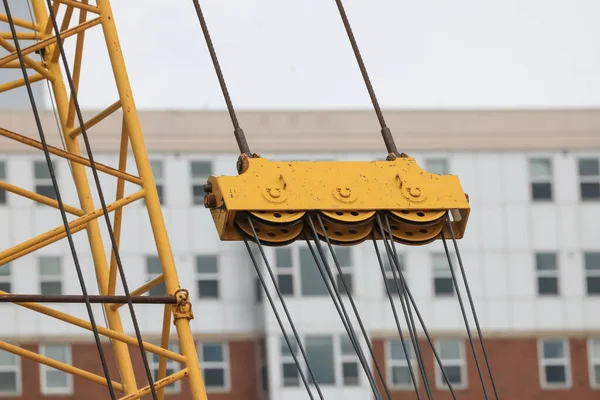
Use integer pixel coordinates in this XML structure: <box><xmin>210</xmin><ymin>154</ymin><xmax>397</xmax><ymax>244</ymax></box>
<box><xmin>281</xmin><ymin>336</ymin><xmax>300</xmax><ymax>387</ymax></box>
<box><xmin>425</xmin><ymin>158</ymin><xmax>449</xmax><ymax>175</ymax></box>
<box><xmin>578</xmin><ymin>158</ymin><xmax>600</xmax><ymax>200</ymax></box>
<box><xmin>585</xmin><ymin>253</ymin><xmax>600</xmax><ymax>295</ymax></box>
<box><xmin>333</xmin><ymin>247</ymin><xmax>353</xmax><ymax>295</ymax></box>
<box><xmin>39</xmin><ymin>344</ymin><xmax>72</xmax><ymax>395</ymax></box>
<box><xmin>339</xmin><ymin>334</ymin><xmax>359</xmax><ymax>386</ymax></box>
<box><xmin>39</xmin><ymin>256</ymin><xmax>62</xmax><ymax>295</ymax></box>
<box><xmin>149</xmin><ymin>343</ymin><xmax>181</xmax><ymax>393</ymax></box>
<box><xmin>435</xmin><ymin>339</ymin><xmax>466</xmax><ymax>389</ymax></box>
<box><xmin>0</xmin><ymin>264</ymin><xmax>11</xmax><ymax>293</ymax></box>
<box><xmin>535</xmin><ymin>253</ymin><xmax>559</xmax><ymax>296</ymax></box>
<box><xmin>588</xmin><ymin>338</ymin><xmax>600</xmax><ymax>388</ymax></box>
<box><xmin>150</xmin><ymin>160</ymin><xmax>165</xmax><ymax>204</ymax></box>
<box><xmin>538</xmin><ymin>339</ymin><xmax>571</xmax><ymax>388</ymax></box>
<box><xmin>383</xmin><ymin>253</ymin><xmax>406</xmax><ymax>296</ymax></box>
<box><xmin>199</xmin><ymin>343</ymin><xmax>230</xmax><ymax>391</ymax></box>
<box><xmin>146</xmin><ymin>256</ymin><xmax>166</xmax><ymax>296</ymax></box>
<box><xmin>0</xmin><ymin>347</ymin><xmax>20</xmax><ymax>396</ymax></box>
<box><xmin>191</xmin><ymin>161</ymin><xmax>212</xmax><ymax>205</ymax></box>
<box><xmin>276</xmin><ymin>247</ymin><xmax>295</xmax><ymax>296</ymax></box>
<box><xmin>305</xmin><ymin>335</ymin><xmax>335</xmax><ymax>385</ymax></box>
<box><xmin>196</xmin><ymin>255</ymin><xmax>219</xmax><ymax>299</ymax></box>
<box><xmin>432</xmin><ymin>253</ymin><xmax>454</xmax><ymax>296</ymax></box>
<box><xmin>0</xmin><ymin>160</ymin><xmax>6</xmax><ymax>205</ymax></box>
<box><xmin>300</xmin><ymin>247</ymin><xmax>328</xmax><ymax>296</ymax></box>
<box><xmin>529</xmin><ymin>158</ymin><xmax>553</xmax><ymax>201</ymax></box>
<box><xmin>386</xmin><ymin>339</ymin><xmax>416</xmax><ymax>389</ymax></box>
<box><xmin>34</xmin><ymin>160</ymin><xmax>57</xmax><ymax>200</ymax></box>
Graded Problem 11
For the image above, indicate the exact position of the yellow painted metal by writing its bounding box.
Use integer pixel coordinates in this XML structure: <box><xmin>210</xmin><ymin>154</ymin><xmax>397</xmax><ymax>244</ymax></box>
<box><xmin>0</xmin><ymin>0</ymin><xmax>207</xmax><ymax>398</ymax></box>
<box><xmin>206</xmin><ymin>155</ymin><xmax>470</xmax><ymax>245</ymax></box>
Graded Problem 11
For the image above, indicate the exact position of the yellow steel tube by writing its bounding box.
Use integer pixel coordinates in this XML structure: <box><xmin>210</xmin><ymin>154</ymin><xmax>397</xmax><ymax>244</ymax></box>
<box><xmin>0</xmin><ymin>180</ymin><xmax>84</xmax><ymax>215</ymax></box>
<box><xmin>0</xmin><ymin>32</ymin><xmax>39</xmax><ymax>40</ymax></box>
<box><xmin>54</xmin><ymin>0</ymin><xmax>100</xmax><ymax>14</ymax></box>
<box><xmin>69</xmin><ymin>100</ymin><xmax>121</xmax><ymax>138</ymax></box>
<box><xmin>0</xmin><ymin>14</ymin><xmax>40</xmax><ymax>31</ymax></box>
<box><xmin>118</xmin><ymin>369</ymin><xmax>189</xmax><ymax>400</ymax></box>
<box><xmin>0</xmin><ymin>289</ymin><xmax>186</xmax><ymax>363</ymax></box>
<box><xmin>108</xmin><ymin>119</ymin><xmax>128</xmax><ymax>295</ymax></box>
<box><xmin>0</xmin><ymin>37</ymin><xmax>53</xmax><ymax>80</ymax></box>
<box><xmin>95</xmin><ymin>1</ymin><xmax>208</xmax><ymax>397</ymax></box>
<box><xmin>0</xmin><ymin>73</ymin><xmax>44</xmax><ymax>92</ymax></box>
<box><xmin>34</xmin><ymin>0</ymin><xmax>139</xmax><ymax>389</ymax></box>
<box><xmin>0</xmin><ymin>341</ymin><xmax>125</xmax><ymax>392</ymax></box>
<box><xmin>157</xmin><ymin>305</ymin><xmax>172</xmax><ymax>400</ymax></box>
<box><xmin>0</xmin><ymin>189</ymin><xmax>144</xmax><ymax>261</ymax></box>
<box><xmin>50</xmin><ymin>2</ymin><xmax>74</xmax><ymax>64</ymax></box>
<box><xmin>64</xmin><ymin>2</ymin><xmax>87</xmax><ymax>118</ymax></box>
<box><xmin>0</xmin><ymin>224</ymin><xmax>87</xmax><ymax>267</ymax></box>
<box><xmin>0</xmin><ymin>17</ymin><xmax>101</xmax><ymax>67</ymax></box>
<box><xmin>0</xmin><ymin>127</ymin><xmax>142</xmax><ymax>185</ymax></box>
<box><xmin>110</xmin><ymin>274</ymin><xmax>164</xmax><ymax>310</ymax></box>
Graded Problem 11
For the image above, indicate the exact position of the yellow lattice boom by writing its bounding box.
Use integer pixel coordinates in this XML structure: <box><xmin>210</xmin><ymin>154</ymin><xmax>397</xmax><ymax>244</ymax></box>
<box><xmin>0</xmin><ymin>1</ymin><xmax>207</xmax><ymax>399</ymax></box>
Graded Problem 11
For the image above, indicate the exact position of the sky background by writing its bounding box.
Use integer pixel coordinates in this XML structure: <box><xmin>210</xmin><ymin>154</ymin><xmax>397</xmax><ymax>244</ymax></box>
<box><xmin>12</xmin><ymin>0</ymin><xmax>600</xmax><ymax>110</ymax></box>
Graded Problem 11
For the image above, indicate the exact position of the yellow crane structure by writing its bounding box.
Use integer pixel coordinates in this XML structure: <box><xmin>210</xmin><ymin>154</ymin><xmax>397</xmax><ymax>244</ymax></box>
<box><xmin>0</xmin><ymin>0</ymin><xmax>498</xmax><ymax>399</ymax></box>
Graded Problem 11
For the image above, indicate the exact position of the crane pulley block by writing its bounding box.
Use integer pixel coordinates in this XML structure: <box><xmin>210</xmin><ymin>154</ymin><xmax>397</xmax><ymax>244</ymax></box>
<box><xmin>203</xmin><ymin>154</ymin><xmax>470</xmax><ymax>246</ymax></box>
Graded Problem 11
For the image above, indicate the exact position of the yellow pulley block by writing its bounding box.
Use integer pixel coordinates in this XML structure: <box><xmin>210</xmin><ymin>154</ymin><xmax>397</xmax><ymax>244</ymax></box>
<box><xmin>204</xmin><ymin>154</ymin><xmax>470</xmax><ymax>246</ymax></box>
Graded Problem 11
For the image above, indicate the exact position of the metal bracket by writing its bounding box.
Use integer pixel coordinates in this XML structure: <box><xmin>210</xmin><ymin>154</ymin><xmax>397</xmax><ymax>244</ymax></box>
<box><xmin>172</xmin><ymin>289</ymin><xmax>194</xmax><ymax>323</ymax></box>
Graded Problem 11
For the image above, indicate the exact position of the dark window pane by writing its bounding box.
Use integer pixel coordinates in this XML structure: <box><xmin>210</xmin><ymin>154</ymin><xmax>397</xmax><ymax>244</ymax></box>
<box><xmin>306</xmin><ymin>336</ymin><xmax>335</xmax><ymax>384</ymax></box>
<box><xmin>579</xmin><ymin>159</ymin><xmax>599</xmax><ymax>176</ymax></box>
<box><xmin>536</xmin><ymin>253</ymin><xmax>557</xmax><ymax>270</ymax></box>
<box><xmin>0</xmin><ymin>189</ymin><xmax>6</xmax><ymax>205</ymax></box>
<box><xmin>337</xmin><ymin>273</ymin><xmax>352</xmax><ymax>295</ymax></box>
<box><xmin>0</xmin><ymin>371</ymin><xmax>17</xmax><ymax>391</ymax></box>
<box><xmin>36</xmin><ymin>185</ymin><xmax>56</xmax><ymax>200</ymax></box>
<box><xmin>202</xmin><ymin>344</ymin><xmax>223</xmax><ymax>362</ymax></box>
<box><xmin>255</xmin><ymin>278</ymin><xmax>262</xmax><ymax>303</ymax></box>
<box><xmin>149</xmin><ymin>281</ymin><xmax>166</xmax><ymax>296</ymax></box>
<box><xmin>442</xmin><ymin>365</ymin><xmax>462</xmax><ymax>385</ymax></box>
<box><xmin>532</xmin><ymin>183</ymin><xmax>552</xmax><ymax>201</ymax></box>
<box><xmin>192</xmin><ymin>185</ymin><xmax>204</xmax><ymax>205</ymax></box>
<box><xmin>203</xmin><ymin>368</ymin><xmax>224</xmax><ymax>387</ymax></box>
<box><xmin>0</xmin><ymin>282</ymin><xmax>10</xmax><ymax>293</ymax></box>
<box><xmin>585</xmin><ymin>253</ymin><xmax>600</xmax><ymax>270</ymax></box>
<box><xmin>434</xmin><ymin>278</ymin><xmax>454</xmax><ymax>296</ymax></box>
<box><xmin>277</xmin><ymin>275</ymin><xmax>293</xmax><ymax>295</ymax></box>
<box><xmin>156</xmin><ymin>185</ymin><xmax>164</xmax><ymax>204</ymax></box>
<box><xmin>587</xmin><ymin>277</ymin><xmax>600</xmax><ymax>295</ymax></box>
<box><xmin>538</xmin><ymin>277</ymin><xmax>559</xmax><ymax>295</ymax></box>
<box><xmin>300</xmin><ymin>248</ymin><xmax>328</xmax><ymax>296</ymax></box>
<box><xmin>282</xmin><ymin>363</ymin><xmax>299</xmax><ymax>386</ymax></box>
<box><xmin>545</xmin><ymin>365</ymin><xmax>566</xmax><ymax>384</ymax></box>
<box><xmin>261</xmin><ymin>365</ymin><xmax>269</xmax><ymax>391</ymax></box>
<box><xmin>342</xmin><ymin>362</ymin><xmax>359</xmax><ymax>385</ymax></box>
<box><xmin>385</xmin><ymin>278</ymin><xmax>402</xmax><ymax>295</ymax></box>
<box><xmin>581</xmin><ymin>183</ymin><xmax>600</xmax><ymax>200</ymax></box>
<box><xmin>594</xmin><ymin>365</ymin><xmax>600</xmax><ymax>385</ymax></box>
<box><xmin>391</xmin><ymin>366</ymin><xmax>412</xmax><ymax>386</ymax></box>
<box><xmin>198</xmin><ymin>280</ymin><xmax>219</xmax><ymax>298</ymax></box>
<box><xmin>41</xmin><ymin>281</ymin><xmax>62</xmax><ymax>295</ymax></box>
<box><xmin>191</xmin><ymin>161</ymin><xmax>212</xmax><ymax>177</ymax></box>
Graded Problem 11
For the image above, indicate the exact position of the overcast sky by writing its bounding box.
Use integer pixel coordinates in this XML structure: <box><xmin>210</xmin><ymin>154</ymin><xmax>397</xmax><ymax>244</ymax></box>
<box><xmin>49</xmin><ymin>0</ymin><xmax>600</xmax><ymax>110</ymax></box>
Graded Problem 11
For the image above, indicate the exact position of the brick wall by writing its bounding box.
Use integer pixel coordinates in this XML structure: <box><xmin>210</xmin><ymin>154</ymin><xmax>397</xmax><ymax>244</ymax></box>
<box><xmin>372</xmin><ymin>337</ymin><xmax>598</xmax><ymax>400</ymax></box>
<box><xmin>2</xmin><ymin>339</ymin><xmax>259</xmax><ymax>400</ymax></box>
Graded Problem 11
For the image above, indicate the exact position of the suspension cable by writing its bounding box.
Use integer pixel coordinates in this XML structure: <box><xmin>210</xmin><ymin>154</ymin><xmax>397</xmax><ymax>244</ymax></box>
<box><xmin>2</xmin><ymin>2</ymin><xmax>117</xmax><ymax>399</ymax></box>
<box><xmin>43</xmin><ymin>2</ymin><xmax>158</xmax><ymax>397</ymax></box>
<box><xmin>372</xmin><ymin>235</ymin><xmax>421</xmax><ymax>398</ymax></box>
<box><xmin>332</xmin><ymin>0</ymin><xmax>399</xmax><ymax>156</ymax></box>
<box><xmin>242</xmin><ymin>217</ymin><xmax>325</xmax><ymax>400</ymax></box>
<box><xmin>190</xmin><ymin>0</ymin><xmax>251</xmax><ymax>156</ymax></box>
<box><xmin>446</xmin><ymin>216</ymin><xmax>500</xmax><ymax>399</ymax></box>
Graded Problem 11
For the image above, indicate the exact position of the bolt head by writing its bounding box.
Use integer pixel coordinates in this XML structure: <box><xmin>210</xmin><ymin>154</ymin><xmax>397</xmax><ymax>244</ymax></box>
<box><xmin>408</xmin><ymin>187</ymin><xmax>421</xmax><ymax>198</ymax></box>
<box><xmin>338</xmin><ymin>187</ymin><xmax>351</xmax><ymax>198</ymax></box>
<box><xmin>268</xmin><ymin>188</ymin><xmax>281</xmax><ymax>198</ymax></box>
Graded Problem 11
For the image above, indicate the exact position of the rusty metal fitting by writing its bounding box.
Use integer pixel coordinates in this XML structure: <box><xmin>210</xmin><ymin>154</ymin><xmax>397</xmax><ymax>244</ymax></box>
<box><xmin>204</xmin><ymin>194</ymin><xmax>217</xmax><ymax>208</ymax></box>
<box><xmin>172</xmin><ymin>289</ymin><xmax>194</xmax><ymax>323</ymax></box>
<box><xmin>203</xmin><ymin>182</ymin><xmax>212</xmax><ymax>193</ymax></box>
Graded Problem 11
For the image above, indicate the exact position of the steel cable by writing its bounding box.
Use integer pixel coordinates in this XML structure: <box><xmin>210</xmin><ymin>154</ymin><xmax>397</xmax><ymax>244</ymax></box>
<box><xmin>43</xmin><ymin>2</ymin><xmax>158</xmax><ymax>397</ymax></box>
<box><xmin>2</xmin><ymin>2</ymin><xmax>117</xmax><ymax>398</ymax></box>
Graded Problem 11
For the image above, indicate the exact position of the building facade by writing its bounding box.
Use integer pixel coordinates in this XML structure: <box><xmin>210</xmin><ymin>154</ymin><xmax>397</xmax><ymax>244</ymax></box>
<box><xmin>0</xmin><ymin>109</ymin><xmax>599</xmax><ymax>399</ymax></box>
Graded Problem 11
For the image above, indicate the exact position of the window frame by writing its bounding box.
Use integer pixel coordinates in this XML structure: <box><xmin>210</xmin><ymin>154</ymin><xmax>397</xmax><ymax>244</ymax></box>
<box><xmin>538</xmin><ymin>338</ymin><xmax>572</xmax><ymax>389</ymax></box>
<box><xmin>588</xmin><ymin>338</ymin><xmax>600</xmax><ymax>389</ymax></box>
<box><xmin>584</xmin><ymin>252</ymin><xmax>600</xmax><ymax>296</ymax></box>
<box><xmin>39</xmin><ymin>256</ymin><xmax>63</xmax><ymax>295</ymax></box>
<box><xmin>148</xmin><ymin>343</ymin><xmax>181</xmax><ymax>394</ymax></box>
<box><xmin>535</xmin><ymin>252</ymin><xmax>560</xmax><ymax>296</ymax></box>
<box><xmin>432</xmin><ymin>252</ymin><xmax>455</xmax><ymax>297</ymax></box>
<box><xmin>198</xmin><ymin>342</ymin><xmax>231</xmax><ymax>392</ymax></box>
<box><xmin>33</xmin><ymin>159</ymin><xmax>57</xmax><ymax>202</ymax></box>
<box><xmin>0</xmin><ymin>263</ymin><xmax>11</xmax><ymax>293</ymax></box>
<box><xmin>149</xmin><ymin>159</ymin><xmax>165</xmax><ymax>205</ymax></box>
<box><xmin>339</xmin><ymin>334</ymin><xmax>359</xmax><ymax>386</ymax></box>
<box><xmin>382</xmin><ymin>253</ymin><xmax>406</xmax><ymax>296</ymax></box>
<box><xmin>0</xmin><ymin>346</ymin><xmax>21</xmax><ymax>396</ymax></box>
<box><xmin>195</xmin><ymin>255</ymin><xmax>220</xmax><ymax>299</ymax></box>
<box><xmin>331</xmin><ymin>247</ymin><xmax>353</xmax><ymax>296</ymax></box>
<box><xmin>386</xmin><ymin>339</ymin><xmax>417</xmax><ymax>390</ymax></box>
<box><xmin>190</xmin><ymin>160</ymin><xmax>212</xmax><ymax>206</ymax></box>
<box><xmin>434</xmin><ymin>339</ymin><xmax>467</xmax><ymax>390</ymax></box>
<box><xmin>577</xmin><ymin>157</ymin><xmax>600</xmax><ymax>201</ymax></box>
<box><xmin>39</xmin><ymin>344</ymin><xmax>73</xmax><ymax>395</ymax></box>
<box><xmin>146</xmin><ymin>255</ymin><xmax>166</xmax><ymax>296</ymax></box>
<box><xmin>529</xmin><ymin>157</ymin><xmax>554</xmax><ymax>201</ymax></box>
<box><xmin>275</xmin><ymin>246</ymin><xmax>297</xmax><ymax>296</ymax></box>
